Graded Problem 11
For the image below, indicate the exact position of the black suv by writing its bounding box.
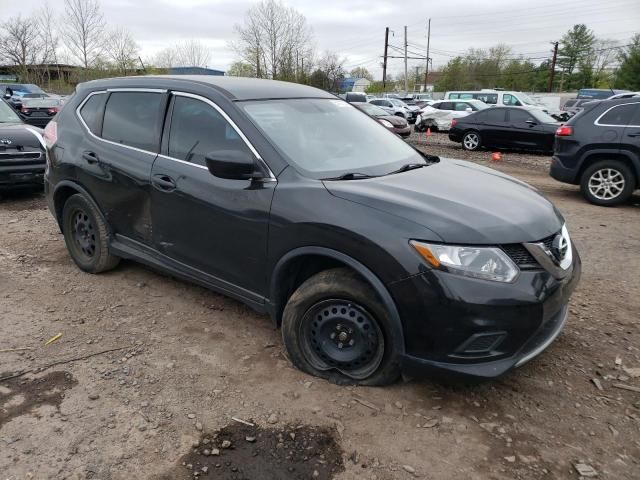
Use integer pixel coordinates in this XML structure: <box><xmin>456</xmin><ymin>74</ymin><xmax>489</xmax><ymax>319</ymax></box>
<box><xmin>44</xmin><ymin>76</ymin><xmax>580</xmax><ymax>385</ymax></box>
<box><xmin>550</xmin><ymin>98</ymin><xmax>640</xmax><ymax>206</ymax></box>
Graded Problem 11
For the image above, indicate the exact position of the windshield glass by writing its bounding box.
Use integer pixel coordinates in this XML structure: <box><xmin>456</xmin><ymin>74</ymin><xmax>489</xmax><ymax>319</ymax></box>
<box><xmin>357</xmin><ymin>103</ymin><xmax>389</xmax><ymax>117</ymax></box>
<box><xmin>241</xmin><ymin>98</ymin><xmax>423</xmax><ymax>178</ymax></box>
<box><xmin>517</xmin><ymin>93</ymin><xmax>538</xmax><ymax>105</ymax></box>
<box><xmin>0</xmin><ymin>101</ymin><xmax>22</xmax><ymax>123</ymax></box>
<box><xmin>389</xmin><ymin>99</ymin><xmax>408</xmax><ymax>108</ymax></box>
<box><xmin>530</xmin><ymin>109</ymin><xmax>558</xmax><ymax>124</ymax></box>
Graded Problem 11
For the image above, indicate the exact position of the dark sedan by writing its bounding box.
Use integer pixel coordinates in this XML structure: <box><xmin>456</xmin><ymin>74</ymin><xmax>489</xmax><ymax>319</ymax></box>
<box><xmin>354</xmin><ymin>102</ymin><xmax>411</xmax><ymax>138</ymax></box>
<box><xmin>449</xmin><ymin>107</ymin><xmax>559</xmax><ymax>152</ymax></box>
<box><xmin>19</xmin><ymin>97</ymin><xmax>62</xmax><ymax>127</ymax></box>
<box><xmin>0</xmin><ymin>100</ymin><xmax>46</xmax><ymax>190</ymax></box>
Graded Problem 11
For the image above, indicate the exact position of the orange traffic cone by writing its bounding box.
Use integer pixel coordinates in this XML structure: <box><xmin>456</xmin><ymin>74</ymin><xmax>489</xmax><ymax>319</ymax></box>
<box><xmin>425</xmin><ymin>127</ymin><xmax>432</xmax><ymax>138</ymax></box>
<box><xmin>491</xmin><ymin>152</ymin><xmax>502</xmax><ymax>162</ymax></box>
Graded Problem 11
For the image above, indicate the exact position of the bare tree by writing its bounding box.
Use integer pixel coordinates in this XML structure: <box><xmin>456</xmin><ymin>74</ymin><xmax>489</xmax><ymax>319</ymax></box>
<box><xmin>153</xmin><ymin>47</ymin><xmax>178</xmax><ymax>69</ymax></box>
<box><xmin>234</xmin><ymin>0</ymin><xmax>313</xmax><ymax>80</ymax></box>
<box><xmin>319</xmin><ymin>51</ymin><xmax>345</xmax><ymax>91</ymax></box>
<box><xmin>36</xmin><ymin>4</ymin><xmax>60</xmax><ymax>86</ymax></box>
<box><xmin>63</xmin><ymin>0</ymin><xmax>105</xmax><ymax>68</ymax></box>
<box><xmin>106</xmin><ymin>28</ymin><xmax>140</xmax><ymax>74</ymax></box>
<box><xmin>175</xmin><ymin>40</ymin><xmax>211</xmax><ymax>68</ymax></box>
<box><xmin>0</xmin><ymin>15</ymin><xmax>41</xmax><ymax>79</ymax></box>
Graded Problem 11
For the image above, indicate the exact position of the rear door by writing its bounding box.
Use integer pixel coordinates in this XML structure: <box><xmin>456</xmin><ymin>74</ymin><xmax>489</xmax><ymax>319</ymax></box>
<box><xmin>481</xmin><ymin>108</ymin><xmax>509</xmax><ymax>147</ymax></box>
<box><xmin>621</xmin><ymin>102</ymin><xmax>640</xmax><ymax>163</ymax></box>
<box><xmin>75</xmin><ymin>89</ymin><xmax>166</xmax><ymax>244</ymax></box>
<box><xmin>150</xmin><ymin>92</ymin><xmax>276</xmax><ymax>298</ymax></box>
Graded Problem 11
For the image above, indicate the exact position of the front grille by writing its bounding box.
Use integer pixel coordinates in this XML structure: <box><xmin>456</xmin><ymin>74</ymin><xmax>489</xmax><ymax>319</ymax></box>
<box><xmin>0</xmin><ymin>151</ymin><xmax>42</xmax><ymax>160</ymax></box>
<box><xmin>502</xmin><ymin>233</ymin><xmax>556</xmax><ymax>270</ymax></box>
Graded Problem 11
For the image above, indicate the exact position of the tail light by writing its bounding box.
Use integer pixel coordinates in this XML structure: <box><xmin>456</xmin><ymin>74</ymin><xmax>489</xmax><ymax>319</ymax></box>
<box><xmin>47</xmin><ymin>107</ymin><xmax>59</xmax><ymax>114</ymax></box>
<box><xmin>43</xmin><ymin>120</ymin><xmax>58</xmax><ymax>148</ymax></box>
<box><xmin>450</xmin><ymin>119</ymin><xmax>457</xmax><ymax>127</ymax></box>
<box><xmin>555</xmin><ymin>125</ymin><xmax>573</xmax><ymax>136</ymax></box>
<box><xmin>21</xmin><ymin>106</ymin><xmax>30</xmax><ymax>114</ymax></box>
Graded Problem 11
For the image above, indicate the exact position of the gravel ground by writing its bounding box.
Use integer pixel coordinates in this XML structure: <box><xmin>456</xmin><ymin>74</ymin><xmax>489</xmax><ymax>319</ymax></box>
<box><xmin>0</xmin><ymin>150</ymin><xmax>639</xmax><ymax>479</ymax></box>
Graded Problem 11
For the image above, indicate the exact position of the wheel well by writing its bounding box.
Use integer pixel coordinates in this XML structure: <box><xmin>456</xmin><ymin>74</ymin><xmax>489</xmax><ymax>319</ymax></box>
<box><xmin>578</xmin><ymin>153</ymin><xmax>639</xmax><ymax>187</ymax></box>
<box><xmin>272</xmin><ymin>255</ymin><xmax>364</xmax><ymax>326</ymax></box>
<box><xmin>52</xmin><ymin>185</ymin><xmax>80</xmax><ymax>230</ymax></box>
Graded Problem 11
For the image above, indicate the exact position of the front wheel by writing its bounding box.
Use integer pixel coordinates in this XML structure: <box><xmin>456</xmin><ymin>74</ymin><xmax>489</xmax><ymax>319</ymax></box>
<box><xmin>580</xmin><ymin>160</ymin><xmax>634</xmax><ymax>206</ymax></box>
<box><xmin>281</xmin><ymin>268</ymin><xmax>402</xmax><ymax>386</ymax></box>
<box><xmin>462</xmin><ymin>131</ymin><xmax>481</xmax><ymax>151</ymax></box>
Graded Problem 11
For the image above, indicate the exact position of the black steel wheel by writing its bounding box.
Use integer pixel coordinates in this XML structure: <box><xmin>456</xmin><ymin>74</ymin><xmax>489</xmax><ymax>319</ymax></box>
<box><xmin>282</xmin><ymin>268</ymin><xmax>402</xmax><ymax>386</ymax></box>
<box><xmin>62</xmin><ymin>194</ymin><xmax>120</xmax><ymax>273</ymax></box>
<box><xmin>300</xmin><ymin>299</ymin><xmax>384</xmax><ymax>380</ymax></box>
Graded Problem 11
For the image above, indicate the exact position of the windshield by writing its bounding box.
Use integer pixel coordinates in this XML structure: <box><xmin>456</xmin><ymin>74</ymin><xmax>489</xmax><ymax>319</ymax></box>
<box><xmin>389</xmin><ymin>99</ymin><xmax>408</xmax><ymax>108</ymax></box>
<box><xmin>517</xmin><ymin>93</ymin><xmax>537</xmax><ymax>105</ymax></box>
<box><xmin>11</xmin><ymin>84</ymin><xmax>45</xmax><ymax>94</ymax></box>
<box><xmin>241</xmin><ymin>98</ymin><xmax>423</xmax><ymax>179</ymax></box>
<box><xmin>357</xmin><ymin>103</ymin><xmax>389</xmax><ymax>117</ymax></box>
<box><xmin>530</xmin><ymin>109</ymin><xmax>558</xmax><ymax>124</ymax></box>
<box><xmin>470</xmin><ymin>101</ymin><xmax>489</xmax><ymax>110</ymax></box>
<box><xmin>0</xmin><ymin>101</ymin><xmax>22</xmax><ymax>123</ymax></box>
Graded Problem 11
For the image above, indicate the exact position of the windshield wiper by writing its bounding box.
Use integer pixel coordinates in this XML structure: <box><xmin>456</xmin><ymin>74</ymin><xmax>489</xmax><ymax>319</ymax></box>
<box><xmin>323</xmin><ymin>172</ymin><xmax>375</xmax><ymax>181</ymax></box>
<box><xmin>388</xmin><ymin>163</ymin><xmax>427</xmax><ymax>175</ymax></box>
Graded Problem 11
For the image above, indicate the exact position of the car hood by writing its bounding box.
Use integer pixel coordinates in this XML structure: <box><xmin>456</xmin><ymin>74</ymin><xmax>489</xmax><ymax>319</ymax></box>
<box><xmin>323</xmin><ymin>158</ymin><xmax>563</xmax><ymax>244</ymax></box>
<box><xmin>380</xmin><ymin>115</ymin><xmax>408</xmax><ymax>127</ymax></box>
<box><xmin>0</xmin><ymin>123</ymin><xmax>45</xmax><ymax>148</ymax></box>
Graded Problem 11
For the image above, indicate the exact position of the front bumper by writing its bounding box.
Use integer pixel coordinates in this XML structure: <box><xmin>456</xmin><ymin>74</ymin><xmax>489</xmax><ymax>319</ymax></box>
<box><xmin>391</xmin><ymin>248</ymin><xmax>581</xmax><ymax>380</ymax></box>
<box><xmin>395</xmin><ymin>126</ymin><xmax>412</xmax><ymax>138</ymax></box>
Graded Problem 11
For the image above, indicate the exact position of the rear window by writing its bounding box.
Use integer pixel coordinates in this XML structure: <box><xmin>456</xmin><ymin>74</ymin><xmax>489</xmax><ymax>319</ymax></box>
<box><xmin>79</xmin><ymin>93</ymin><xmax>106</xmax><ymax>135</ymax></box>
<box><xmin>597</xmin><ymin>103</ymin><xmax>639</xmax><ymax>126</ymax></box>
<box><xmin>564</xmin><ymin>99</ymin><xmax>577</xmax><ymax>108</ymax></box>
<box><xmin>102</xmin><ymin>92</ymin><xmax>163</xmax><ymax>151</ymax></box>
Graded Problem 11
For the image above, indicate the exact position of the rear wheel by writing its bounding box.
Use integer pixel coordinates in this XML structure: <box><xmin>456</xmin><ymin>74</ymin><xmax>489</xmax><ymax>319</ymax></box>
<box><xmin>462</xmin><ymin>131</ymin><xmax>481</xmax><ymax>151</ymax></box>
<box><xmin>580</xmin><ymin>160</ymin><xmax>634</xmax><ymax>206</ymax></box>
<box><xmin>62</xmin><ymin>194</ymin><xmax>120</xmax><ymax>273</ymax></box>
<box><xmin>281</xmin><ymin>268</ymin><xmax>401</xmax><ymax>386</ymax></box>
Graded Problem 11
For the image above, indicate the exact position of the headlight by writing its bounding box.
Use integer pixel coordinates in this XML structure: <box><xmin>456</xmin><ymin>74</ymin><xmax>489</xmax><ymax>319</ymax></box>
<box><xmin>378</xmin><ymin>119</ymin><xmax>394</xmax><ymax>128</ymax></box>
<box><xmin>410</xmin><ymin>241</ymin><xmax>519</xmax><ymax>282</ymax></box>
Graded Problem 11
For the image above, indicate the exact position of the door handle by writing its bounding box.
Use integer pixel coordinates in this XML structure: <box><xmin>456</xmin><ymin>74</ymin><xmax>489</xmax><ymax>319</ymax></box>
<box><xmin>152</xmin><ymin>174</ymin><xmax>177</xmax><ymax>191</ymax></box>
<box><xmin>627</xmin><ymin>131</ymin><xmax>640</xmax><ymax>137</ymax></box>
<box><xmin>82</xmin><ymin>151</ymin><xmax>99</xmax><ymax>164</ymax></box>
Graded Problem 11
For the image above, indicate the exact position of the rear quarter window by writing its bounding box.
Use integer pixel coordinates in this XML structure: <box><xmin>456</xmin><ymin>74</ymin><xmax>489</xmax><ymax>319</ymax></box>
<box><xmin>101</xmin><ymin>92</ymin><xmax>163</xmax><ymax>151</ymax></box>
<box><xmin>79</xmin><ymin>93</ymin><xmax>106</xmax><ymax>135</ymax></box>
<box><xmin>596</xmin><ymin>103</ymin><xmax>639</xmax><ymax>126</ymax></box>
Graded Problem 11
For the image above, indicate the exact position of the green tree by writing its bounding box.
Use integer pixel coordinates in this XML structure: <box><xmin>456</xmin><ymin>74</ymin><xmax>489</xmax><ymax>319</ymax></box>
<box><xmin>227</xmin><ymin>61</ymin><xmax>256</xmax><ymax>77</ymax></box>
<box><xmin>615</xmin><ymin>34</ymin><xmax>640</xmax><ymax>90</ymax></box>
<box><xmin>557</xmin><ymin>24</ymin><xmax>595</xmax><ymax>89</ymax></box>
<box><xmin>349</xmin><ymin>66</ymin><xmax>373</xmax><ymax>81</ymax></box>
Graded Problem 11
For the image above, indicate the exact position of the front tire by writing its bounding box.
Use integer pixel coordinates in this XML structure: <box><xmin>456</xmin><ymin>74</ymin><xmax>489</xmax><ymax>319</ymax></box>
<box><xmin>580</xmin><ymin>160</ymin><xmax>634</xmax><ymax>206</ymax></box>
<box><xmin>62</xmin><ymin>194</ymin><xmax>120</xmax><ymax>273</ymax></box>
<box><xmin>281</xmin><ymin>268</ymin><xmax>402</xmax><ymax>386</ymax></box>
<box><xmin>462</xmin><ymin>131</ymin><xmax>481</xmax><ymax>151</ymax></box>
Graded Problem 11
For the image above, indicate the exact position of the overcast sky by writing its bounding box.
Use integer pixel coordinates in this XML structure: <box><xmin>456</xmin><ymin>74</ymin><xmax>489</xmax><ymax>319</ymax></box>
<box><xmin>11</xmin><ymin>0</ymin><xmax>640</xmax><ymax>77</ymax></box>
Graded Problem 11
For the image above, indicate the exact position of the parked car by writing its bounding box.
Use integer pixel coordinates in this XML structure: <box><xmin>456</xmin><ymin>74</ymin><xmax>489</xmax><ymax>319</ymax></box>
<box><xmin>550</xmin><ymin>98</ymin><xmax>640</xmax><ymax>206</ymax></box>
<box><xmin>353</xmin><ymin>102</ymin><xmax>411</xmax><ymax>138</ymax></box>
<box><xmin>415</xmin><ymin>99</ymin><xmax>488</xmax><ymax>132</ymax></box>
<box><xmin>607</xmin><ymin>91</ymin><xmax>640</xmax><ymax>100</ymax></box>
<box><xmin>0</xmin><ymin>99</ymin><xmax>46</xmax><ymax>191</ymax></box>
<box><xmin>448</xmin><ymin>106</ymin><xmax>559</xmax><ymax>152</ymax></box>
<box><xmin>18</xmin><ymin>97</ymin><xmax>62</xmax><ymax>127</ymax></box>
<box><xmin>344</xmin><ymin>92</ymin><xmax>367</xmax><ymax>103</ymax></box>
<box><xmin>369</xmin><ymin>98</ymin><xmax>419</xmax><ymax>123</ymax></box>
<box><xmin>577</xmin><ymin>88</ymin><xmax>629</xmax><ymax>100</ymax></box>
<box><xmin>44</xmin><ymin>76</ymin><xmax>580</xmax><ymax>385</ymax></box>
<box><xmin>560</xmin><ymin>99</ymin><xmax>593</xmax><ymax>118</ymax></box>
<box><xmin>1</xmin><ymin>83</ymin><xmax>49</xmax><ymax>111</ymax></box>
<box><xmin>445</xmin><ymin>89</ymin><xmax>549</xmax><ymax>113</ymax></box>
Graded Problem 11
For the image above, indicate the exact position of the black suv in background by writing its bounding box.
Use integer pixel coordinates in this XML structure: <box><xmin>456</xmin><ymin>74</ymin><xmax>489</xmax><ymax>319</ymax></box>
<box><xmin>44</xmin><ymin>76</ymin><xmax>580</xmax><ymax>385</ymax></box>
<box><xmin>550</xmin><ymin>98</ymin><xmax>640</xmax><ymax>206</ymax></box>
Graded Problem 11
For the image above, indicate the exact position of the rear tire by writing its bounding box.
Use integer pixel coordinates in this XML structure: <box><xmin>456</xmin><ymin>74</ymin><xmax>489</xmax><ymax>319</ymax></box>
<box><xmin>580</xmin><ymin>160</ymin><xmax>634</xmax><ymax>206</ymax></box>
<box><xmin>281</xmin><ymin>268</ymin><xmax>402</xmax><ymax>386</ymax></box>
<box><xmin>62</xmin><ymin>194</ymin><xmax>120</xmax><ymax>273</ymax></box>
<box><xmin>462</xmin><ymin>131</ymin><xmax>481</xmax><ymax>151</ymax></box>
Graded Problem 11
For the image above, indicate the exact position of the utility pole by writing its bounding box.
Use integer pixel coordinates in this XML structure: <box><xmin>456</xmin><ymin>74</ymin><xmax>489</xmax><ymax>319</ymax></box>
<box><xmin>256</xmin><ymin>42</ymin><xmax>261</xmax><ymax>78</ymax></box>
<box><xmin>404</xmin><ymin>25</ymin><xmax>408</xmax><ymax>94</ymax></box>
<box><xmin>382</xmin><ymin>27</ymin><xmax>389</xmax><ymax>89</ymax></box>
<box><xmin>548</xmin><ymin>41</ymin><xmax>559</xmax><ymax>92</ymax></box>
<box><xmin>415</xmin><ymin>66</ymin><xmax>420</xmax><ymax>92</ymax></box>
<box><xmin>424</xmin><ymin>18</ymin><xmax>431</xmax><ymax>93</ymax></box>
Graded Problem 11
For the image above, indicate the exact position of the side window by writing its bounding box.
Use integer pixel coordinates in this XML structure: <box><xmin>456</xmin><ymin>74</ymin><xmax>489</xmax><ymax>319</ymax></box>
<box><xmin>509</xmin><ymin>109</ymin><xmax>534</xmax><ymax>124</ymax></box>
<box><xmin>439</xmin><ymin>102</ymin><xmax>453</xmax><ymax>110</ymax></box>
<box><xmin>168</xmin><ymin>95</ymin><xmax>251</xmax><ymax>167</ymax></box>
<box><xmin>629</xmin><ymin>103</ymin><xmax>640</xmax><ymax>126</ymax></box>
<box><xmin>475</xmin><ymin>93</ymin><xmax>498</xmax><ymax>104</ymax></box>
<box><xmin>449</xmin><ymin>93</ymin><xmax>459</xmax><ymax>99</ymax></box>
<box><xmin>102</xmin><ymin>92</ymin><xmax>163</xmax><ymax>151</ymax></box>
<box><xmin>79</xmin><ymin>93</ymin><xmax>106</xmax><ymax>135</ymax></box>
<box><xmin>503</xmin><ymin>94</ymin><xmax>521</xmax><ymax>106</ymax></box>
<box><xmin>485</xmin><ymin>108</ymin><xmax>507</xmax><ymax>124</ymax></box>
<box><xmin>459</xmin><ymin>93</ymin><xmax>473</xmax><ymax>100</ymax></box>
<box><xmin>455</xmin><ymin>102</ymin><xmax>469</xmax><ymax>111</ymax></box>
<box><xmin>597</xmin><ymin>103</ymin><xmax>638</xmax><ymax>126</ymax></box>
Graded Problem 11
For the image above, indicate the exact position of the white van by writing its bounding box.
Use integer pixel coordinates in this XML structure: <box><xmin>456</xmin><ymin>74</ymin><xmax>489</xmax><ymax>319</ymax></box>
<box><xmin>444</xmin><ymin>89</ymin><xmax>548</xmax><ymax>112</ymax></box>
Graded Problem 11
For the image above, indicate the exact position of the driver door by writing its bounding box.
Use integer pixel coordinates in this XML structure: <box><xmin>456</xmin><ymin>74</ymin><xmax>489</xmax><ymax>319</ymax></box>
<box><xmin>150</xmin><ymin>92</ymin><xmax>276</xmax><ymax>298</ymax></box>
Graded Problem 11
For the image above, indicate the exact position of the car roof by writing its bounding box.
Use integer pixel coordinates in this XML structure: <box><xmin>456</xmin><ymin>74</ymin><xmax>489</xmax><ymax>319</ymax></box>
<box><xmin>78</xmin><ymin>75</ymin><xmax>335</xmax><ymax>101</ymax></box>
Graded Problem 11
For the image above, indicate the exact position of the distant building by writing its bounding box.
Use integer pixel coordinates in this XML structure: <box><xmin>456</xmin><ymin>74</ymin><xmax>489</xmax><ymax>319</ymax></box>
<box><xmin>340</xmin><ymin>77</ymin><xmax>372</xmax><ymax>93</ymax></box>
<box><xmin>168</xmin><ymin>66</ymin><xmax>225</xmax><ymax>76</ymax></box>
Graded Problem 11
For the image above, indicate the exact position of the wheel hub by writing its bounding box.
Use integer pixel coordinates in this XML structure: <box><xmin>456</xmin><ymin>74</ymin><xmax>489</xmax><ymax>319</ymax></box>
<box><xmin>72</xmin><ymin>210</ymin><xmax>96</xmax><ymax>258</ymax></box>
<box><xmin>301</xmin><ymin>299</ymin><xmax>384</xmax><ymax>379</ymax></box>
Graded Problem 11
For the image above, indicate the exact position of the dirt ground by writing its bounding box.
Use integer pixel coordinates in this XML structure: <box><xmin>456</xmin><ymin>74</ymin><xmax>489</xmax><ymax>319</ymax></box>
<box><xmin>1</xmin><ymin>134</ymin><xmax>639</xmax><ymax>480</ymax></box>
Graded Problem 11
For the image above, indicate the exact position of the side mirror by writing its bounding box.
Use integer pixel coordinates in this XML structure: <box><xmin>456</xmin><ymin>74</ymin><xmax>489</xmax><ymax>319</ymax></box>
<box><xmin>3</xmin><ymin>92</ymin><xmax>11</xmax><ymax>99</ymax></box>
<box><xmin>465</xmin><ymin>107</ymin><xmax>473</xmax><ymax>113</ymax></box>
<box><xmin>205</xmin><ymin>150</ymin><xmax>258</xmax><ymax>180</ymax></box>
